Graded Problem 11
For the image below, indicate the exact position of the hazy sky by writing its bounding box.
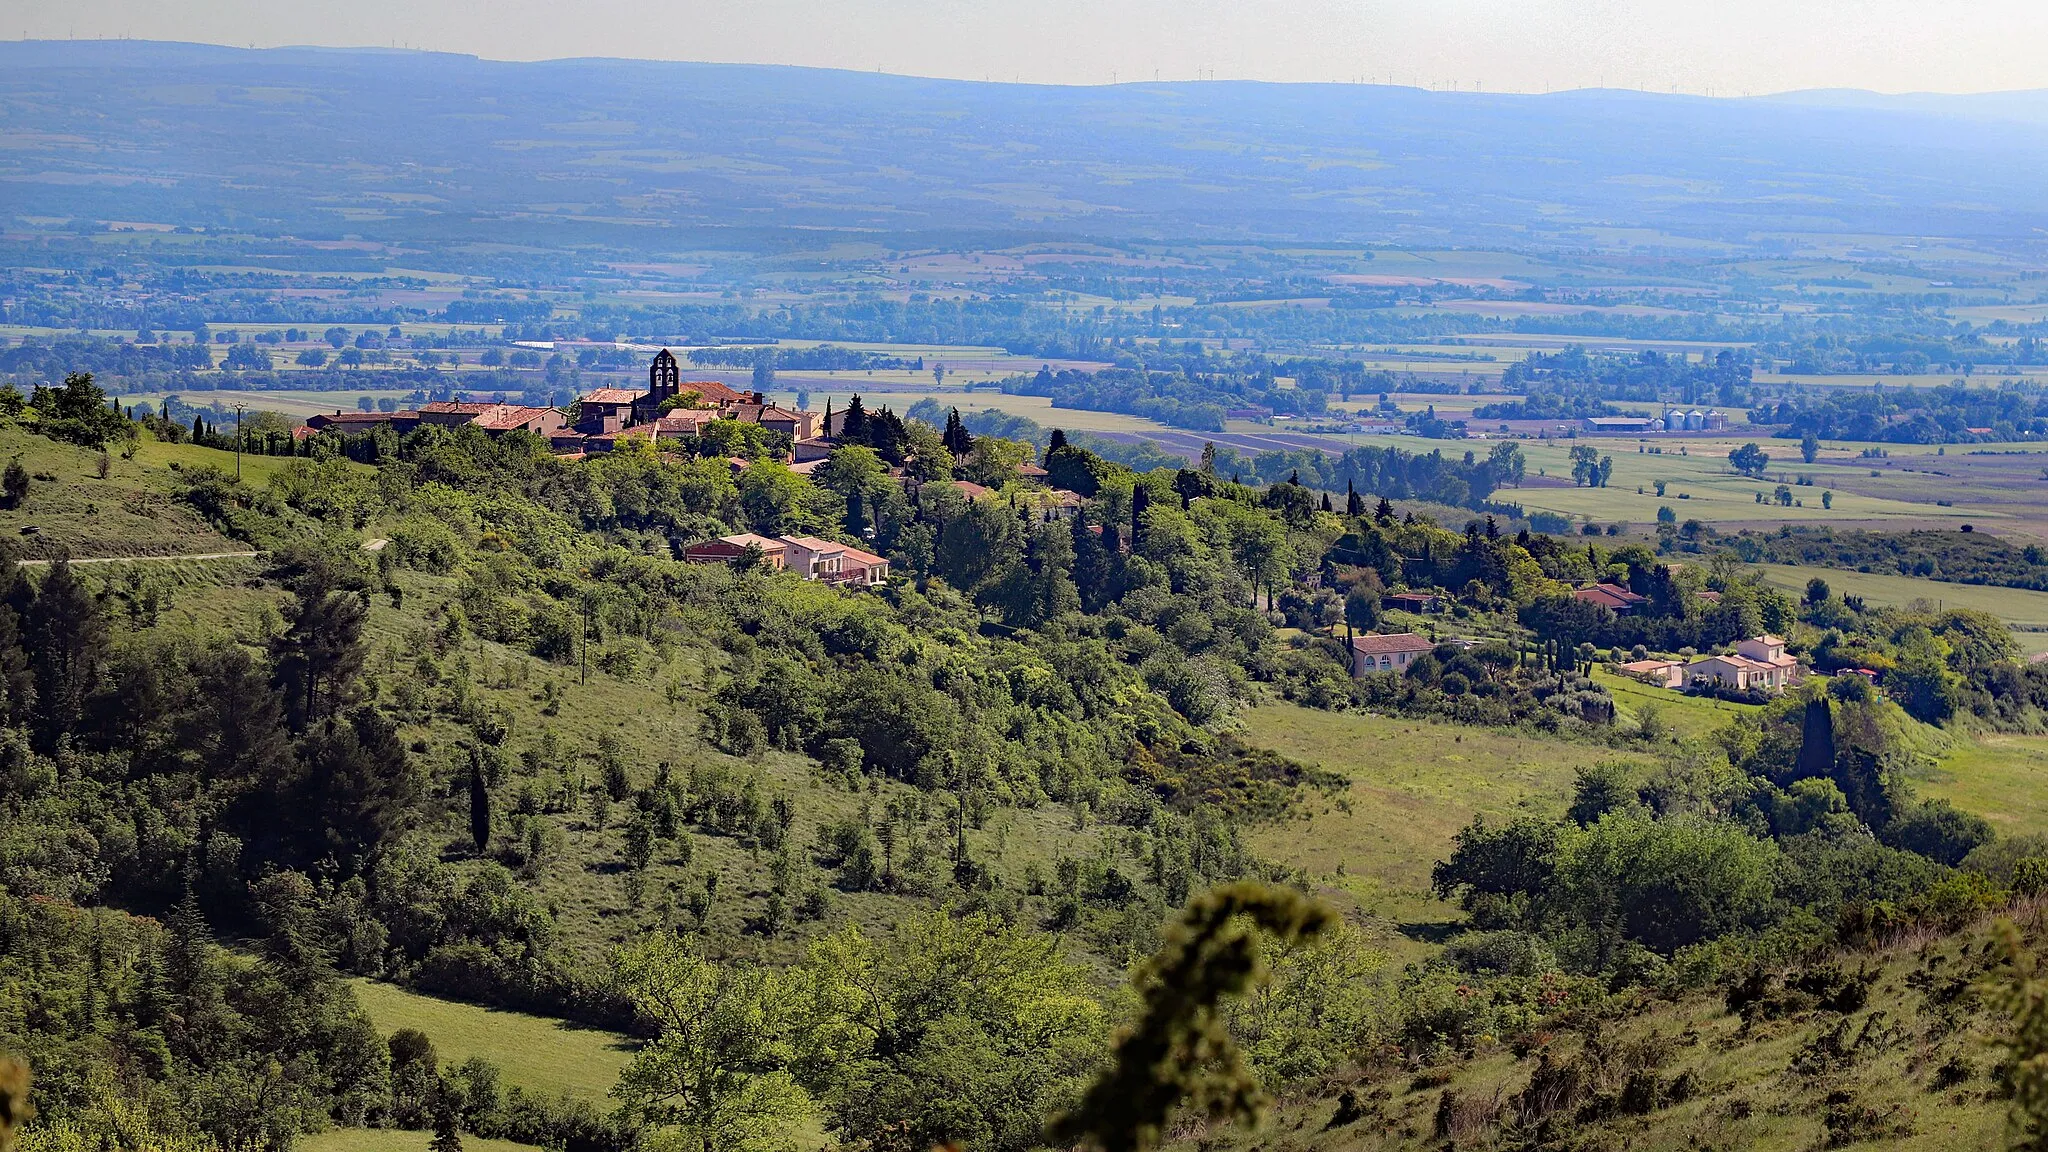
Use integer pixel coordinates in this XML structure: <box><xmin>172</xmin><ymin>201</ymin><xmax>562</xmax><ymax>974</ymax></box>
<box><xmin>13</xmin><ymin>0</ymin><xmax>2048</xmax><ymax>94</ymax></box>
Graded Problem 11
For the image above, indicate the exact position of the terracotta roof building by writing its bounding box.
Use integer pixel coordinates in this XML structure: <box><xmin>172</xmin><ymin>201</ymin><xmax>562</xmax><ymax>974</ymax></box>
<box><xmin>832</xmin><ymin>545</ymin><xmax>890</xmax><ymax>587</ymax></box>
<box><xmin>1571</xmin><ymin>583</ymin><xmax>1648</xmax><ymax>614</ymax></box>
<box><xmin>1350</xmin><ymin>632</ymin><xmax>1436</xmax><ymax>678</ymax></box>
<box><xmin>682</xmin><ymin>534</ymin><xmax>788</xmax><ymax>569</ymax></box>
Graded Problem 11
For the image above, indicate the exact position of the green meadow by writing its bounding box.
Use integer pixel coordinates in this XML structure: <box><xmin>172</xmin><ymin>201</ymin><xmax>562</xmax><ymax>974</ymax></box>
<box><xmin>348</xmin><ymin>980</ymin><xmax>637</xmax><ymax>1106</ymax></box>
<box><xmin>1237</xmin><ymin>703</ymin><xmax>1622</xmax><ymax>946</ymax></box>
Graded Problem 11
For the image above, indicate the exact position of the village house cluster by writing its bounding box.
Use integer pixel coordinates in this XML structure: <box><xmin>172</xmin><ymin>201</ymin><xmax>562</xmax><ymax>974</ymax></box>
<box><xmin>1347</xmin><ymin>569</ymin><xmax>1806</xmax><ymax>697</ymax></box>
<box><xmin>305</xmin><ymin>348</ymin><xmax>823</xmax><ymax>457</ymax></box>
<box><xmin>300</xmin><ymin>349</ymin><xmax>1103</xmax><ymax>593</ymax></box>
<box><xmin>1616</xmin><ymin>634</ymin><xmax>1799</xmax><ymax>694</ymax></box>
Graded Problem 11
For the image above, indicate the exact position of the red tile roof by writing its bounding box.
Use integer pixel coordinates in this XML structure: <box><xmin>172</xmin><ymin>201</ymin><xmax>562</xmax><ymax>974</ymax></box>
<box><xmin>472</xmin><ymin>405</ymin><xmax>559</xmax><ymax>430</ymax></box>
<box><xmin>580</xmin><ymin>387</ymin><xmax>640</xmax><ymax>405</ymax></box>
<box><xmin>419</xmin><ymin>401</ymin><xmax>498</xmax><ymax>415</ymax></box>
<box><xmin>681</xmin><ymin>379</ymin><xmax>747</xmax><ymax>404</ymax></box>
<box><xmin>1572</xmin><ymin>584</ymin><xmax>1646</xmax><ymax>610</ymax></box>
<box><xmin>780</xmin><ymin>535</ymin><xmax>846</xmax><ymax>554</ymax></box>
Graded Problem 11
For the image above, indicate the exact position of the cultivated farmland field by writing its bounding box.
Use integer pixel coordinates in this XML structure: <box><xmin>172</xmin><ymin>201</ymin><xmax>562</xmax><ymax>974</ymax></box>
<box><xmin>782</xmin><ymin>390</ymin><xmax>1169</xmax><ymax>434</ymax></box>
<box><xmin>126</xmin><ymin>388</ymin><xmax>421</xmax><ymax>420</ymax></box>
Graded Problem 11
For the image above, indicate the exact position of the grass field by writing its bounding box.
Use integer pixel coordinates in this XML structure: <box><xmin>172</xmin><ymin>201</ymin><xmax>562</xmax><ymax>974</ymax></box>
<box><xmin>1749</xmin><ymin>563</ymin><xmax>2048</xmax><ymax>652</ymax></box>
<box><xmin>1591</xmin><ymin>668</ymin><xmax>1764</xmax><ymax>741</ymax></box>
<box><xmin>1237</xmin><ymin>703</ymin><xmax>1632</xmax><ymax>947</ymax></box>
<box><xmin>349</xmin><ymin>980</ymin><xmax>636</xmax><ymax>1105</ymax></box>
<box><xmin>0</xmin><ymin>427</ymin><xmax>254</xmax><ymax>559</ymax></box>
<box><xmin>1914</xmin><ymin>733</ymin><xmax>2048</xmax><ymax>840</ymax></box>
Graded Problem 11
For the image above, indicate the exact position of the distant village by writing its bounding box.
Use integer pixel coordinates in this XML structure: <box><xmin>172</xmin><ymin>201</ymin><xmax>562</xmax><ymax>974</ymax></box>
<box><xmin>307</xmin><ymin>350</ymin><xmax>1816</xmax><ymax>698</ymax></box>
<box><xmin>305</xmin><ymin>349</ymin><xmax>818</xmax><ymax>455</ymax></box>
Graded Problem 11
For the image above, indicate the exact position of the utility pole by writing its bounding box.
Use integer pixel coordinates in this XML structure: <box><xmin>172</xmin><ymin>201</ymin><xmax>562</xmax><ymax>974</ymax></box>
<box><xmin>234</xmin><ymin>405</ymin><xmax>243</xmax><ymax>481</ymax></box>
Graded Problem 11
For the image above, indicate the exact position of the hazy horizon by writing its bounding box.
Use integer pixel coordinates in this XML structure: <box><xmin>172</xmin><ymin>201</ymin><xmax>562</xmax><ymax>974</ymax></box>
<box><xmin>11</xmin><ymin>0</ymin><xmax>2048</xmax><ymax>96</ymax></box>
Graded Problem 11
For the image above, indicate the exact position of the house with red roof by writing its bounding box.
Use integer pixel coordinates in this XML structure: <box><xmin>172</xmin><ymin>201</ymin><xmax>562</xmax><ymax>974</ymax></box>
<box><xmin>1350</xmin><ymin>632</ymin><xmax>1436</xmax><ymax>678</ymax></box>
<box><xmin>1571</xmin><ymin>583</ymin><xmax>1648</xmax><ymax>615</ymax></box>
<box><xmin>682</xmin><ymin>534</ymin><xmax>788</xmax><ymax>569</ymax></box>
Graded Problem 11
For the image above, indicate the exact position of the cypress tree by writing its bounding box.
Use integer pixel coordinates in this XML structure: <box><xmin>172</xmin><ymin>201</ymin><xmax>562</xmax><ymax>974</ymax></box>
<box><xmin>1345</xmin><ymin>481</ymin><xmax>1362</xmax><ymax>518</ymax></box>
<box><xmin>470</xmin><ymin>753</ymin><xmax>492</xmax><ymax>855</ymax></box>
<box><xmin>1794</xmin><ymin>696</ymin><xmax>1836</xmax><ymax>781</ymax></box>
<box><xmin>942</xmin><ymin>407</ymin><xmax>974</xmax><ymax>455</ymax></box>
<box><xmin>841</xmin><ymin>394</ymin><xmax>867</xmax><ymax>444</ymax></box>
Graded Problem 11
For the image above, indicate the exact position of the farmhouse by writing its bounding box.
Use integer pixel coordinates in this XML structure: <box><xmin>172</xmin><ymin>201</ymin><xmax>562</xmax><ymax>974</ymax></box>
<box><xmin>1684</xmin><ymin>636</ymin><xmax>1799</xmax><ymax>693</ymax></box>
<box><xmin>1383</xmin><ymin>591</ymin><xmax>1445</xmax><ymax>614</ymax></box>
<box><xmin>779</xmin><ymin>536</ymin><xmax>849</xmax><ymax>581</ymax></box>
<box><xmin>681</xmin><ymin>534</ymin><xmax>788</xmax><ymax>569</ymax></box>
<box><xmin>1350</xmin><ymin>632</ymin><xmax>1436</xmax><ymax>678</ymax></box>
<box><xmin>833</xmin><ymin>545</ymin><xmax>890</xmax><ymax>587</ymax></box>
<box><xmin>1572</xmin><ymin>583</ymin><xmax>1647</xmax><ymax>615</ymax></box>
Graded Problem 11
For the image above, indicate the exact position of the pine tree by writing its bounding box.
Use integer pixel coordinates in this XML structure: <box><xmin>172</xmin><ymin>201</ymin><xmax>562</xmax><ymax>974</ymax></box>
<box><xmin>1048</xmin><ymin>428</ymin><xmax>1069</xmax><ymax>453</ymax></box>
<box><xmin>430</xmin><ymin>1088</ymin><xmax>464</xmax><ymax>1152</ymax></box>
<box><xmin>0</xmin><ymin>460</ymin><xmax>27</xmax><ymax>511</ymax></box>
<box><xmin>1374</xmin><ymin>496</ymin><xmax>1394</xmax><ymax>523</ymax></box>
<box><xmin>1199</xmin><ymin>441</ymin><xmax>1217</xmax><ymax>476</ymax></box>
<box><xmin>24</xmin><ymin>558</ymin><xmax>108</xmax><ymax>749</ymax></box>
<box><xmin>470</xmin><ymin>752</ymin><xmax>492</xmax><ymax>855</ymax></box>
<box><xmin>269</xmin><ymin>568</ymin><xmax>368</xmax><ymax>731</ymax></box>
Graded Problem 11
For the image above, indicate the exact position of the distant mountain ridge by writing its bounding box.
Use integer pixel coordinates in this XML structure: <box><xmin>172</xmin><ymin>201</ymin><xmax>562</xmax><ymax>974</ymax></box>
<box><xmin>5</xmin><ymin>40</ymin><xmax>2048</xmax><ymax>252</ymax></box>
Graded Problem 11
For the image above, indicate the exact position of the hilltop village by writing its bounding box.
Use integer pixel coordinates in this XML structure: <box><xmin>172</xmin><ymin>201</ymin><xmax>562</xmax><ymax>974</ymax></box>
<box><xmin>299</xmin><ymin>349</ymin><xmax>1812</xmax><ymax>699</ymax></box>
